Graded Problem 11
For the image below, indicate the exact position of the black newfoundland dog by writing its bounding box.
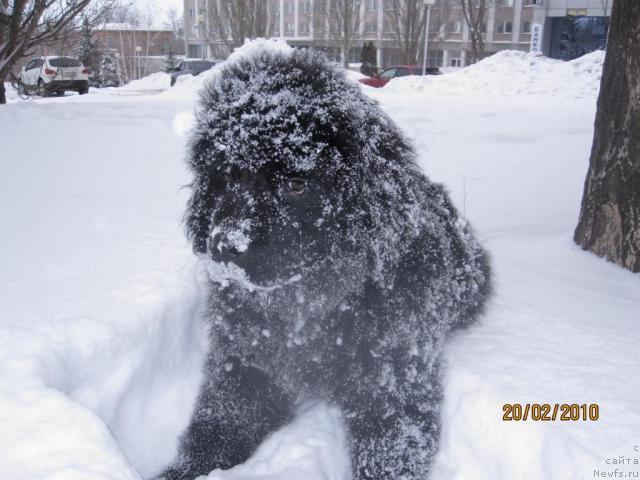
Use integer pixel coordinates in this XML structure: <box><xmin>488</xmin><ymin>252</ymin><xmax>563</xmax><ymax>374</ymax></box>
<box><xmin>161</xmin><ymin>42</ymin><xmax>490</xmax><ymax>480</ymax></box>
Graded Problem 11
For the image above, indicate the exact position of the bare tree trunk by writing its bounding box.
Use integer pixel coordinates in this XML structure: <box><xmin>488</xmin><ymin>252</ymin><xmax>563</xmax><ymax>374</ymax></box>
<box><xmin>343</xmin><ymin>0</ymin><xmax>349</xmax><ymax>68</ymax></box>
<box><xmin>461</xmin><ymin>0</ymin><xmax>485</xmax><ymax>63</ymax></box>
<box><xmin>208</xmin><ymin>0</ymin><xmax>270</xmax><ymax>56</ymax></box>
<box><xmin>314</xmin><ymin>0</ymin><xmax>361</xmax><ymax>67</ymax></box>
<box><xmin>118</xmin><ymin>30</ymin><xmax>129</xmax><ymax>83</ymax></box>
<box><xmin>387</xmin><ymin>0</ymin><xmax>426</xmax><ymax>65</ymax></box>
<box><xmin>574</xmin><ymin>0</ymin><xmax>640</xmax><ymax>272</ymax></box>
<box><xmin>0</xmin><ymin>76</ymin><xmax>5</xmax><ymax>104</ymax></box>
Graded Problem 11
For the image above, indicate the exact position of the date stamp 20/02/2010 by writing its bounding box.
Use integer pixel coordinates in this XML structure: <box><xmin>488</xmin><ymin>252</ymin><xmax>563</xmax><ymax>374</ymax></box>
<box><xmin>502</xmin><ymin>403</ymin><xmax>599</xmax><ymax>422</ymax></box>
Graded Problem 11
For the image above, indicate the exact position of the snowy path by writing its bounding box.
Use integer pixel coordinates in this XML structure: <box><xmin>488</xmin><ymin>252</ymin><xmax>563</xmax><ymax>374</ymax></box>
<box><xmin>1</xmin><ymin>85</ymin><xmax>638</xmax><ymax>480</ymax></box>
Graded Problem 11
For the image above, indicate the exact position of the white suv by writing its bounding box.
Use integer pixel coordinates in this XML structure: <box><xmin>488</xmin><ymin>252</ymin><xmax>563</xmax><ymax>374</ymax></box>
<box><xmin>18</xmin><ymin>56</ymin><xmax>90</xmax><ymax>96</ymax></box>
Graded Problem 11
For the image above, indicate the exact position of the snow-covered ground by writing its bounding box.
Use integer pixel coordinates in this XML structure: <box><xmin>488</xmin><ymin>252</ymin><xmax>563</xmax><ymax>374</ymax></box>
<box><xmin>1</xmin><ymin>49</ymin><xmax>638</xmax><ymax>480</ymax></box>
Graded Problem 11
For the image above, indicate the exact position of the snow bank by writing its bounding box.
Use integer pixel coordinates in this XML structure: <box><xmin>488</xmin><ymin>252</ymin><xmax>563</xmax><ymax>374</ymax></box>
<box><xmin>0</xmin><ymin>99</ymin><xmax>208</xmax><ymax>479</ymax></box>
<box><xmin>160</xmin><ymin>70</ymin><xmax>213</xmax><ymax>100</ymax></box>
<box><xmin>118</xmin><ymin>71</ymin><xmax>171</xmax><ymax>92</ymax></box>
<box><xmin>386</xmin><ymin>50</ymin><xmax>605</xmax><ymax>98</ymax></box>
<box><xmin>203</xmin><ymin>402</ymin><xmax>350</xmax><ymax>480</ymax></box>
<box><xmin>344</xmin><ymin>69</ymin><xmax>366</xmax><ymax>82</ymax></box>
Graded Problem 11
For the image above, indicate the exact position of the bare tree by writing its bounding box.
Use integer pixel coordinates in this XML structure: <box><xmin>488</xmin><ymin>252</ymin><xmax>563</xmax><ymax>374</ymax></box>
<box><xmin>460</xmin><ymin>0</ymin><xmax>486</xmax><ymax>63</ymax></box>
<box><xmin>386</xmin><ymin>0</ymin><xmax>451</xmax><ymax>66</ymax></box>
<box><xmin>599</xmin><ymin>0</ymin><xmax>610</xmax><ymax>47</ymax></box>
<box><xmin>106</xmin><ymin>2</ymin><xmax>140</xmax><ymax>26</ymax></box>
<box><xmin>99</xmin><ymin>2</ymin><xmax>164</xmax><ymax>82</ymax></box>
<box><xmin>0</xmin><ymin>0</ymin><xmax>115</xmax><ymax>104</ymax></box>
<box><xmin>206</xmin><ymin>0</ymin><xmax>270</xmax><ymax>57</ymax></box>
<box><xmin>314</xmin><ymin>0</ymin><xmax>363</xmax><ymax>68</ymax></box>
<box><xmin>574</xmin><ymin>0</ymin><xmax>640</xmax><ymax>273</ymax></box>
<box><xmin>138</xmin><ymin>2</ymin><xmax>159</xmax><ymax>78</ymax></box>
<box><xmin>425</xmin><ymin>0</ymin><xmax>451</xmax><ymax>63</ymax></box>
<box><xmin>386</xmin><ymin>0</ymin><xmax>426</xmax><ymax>65</ymax></box>
<box><xmin>164</xmin><ymin>7</ymin><xmax>183</xmax><ymax>56</ymax></box>
<box><xmin>164</xmin><ymin>6</ymin><xmax>182</xmax><ymax>34</ymax></box>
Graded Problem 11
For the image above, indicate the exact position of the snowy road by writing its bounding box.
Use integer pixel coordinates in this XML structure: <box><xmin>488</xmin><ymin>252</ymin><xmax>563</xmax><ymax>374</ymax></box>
<box><xmin>1</xmin><ymin>67</ymin><xmax>639</xmax><ymax>480</ymax></box>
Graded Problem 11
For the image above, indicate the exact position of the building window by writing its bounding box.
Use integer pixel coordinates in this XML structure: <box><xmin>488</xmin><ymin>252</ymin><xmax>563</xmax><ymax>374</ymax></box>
<box><xmin>299</xmin><ymin>0</ymin><xmax>311</xmax><ymax>13</ymax></box>
<box><xmin>350</xmin><ymin>47</ymin><xmax>360</xmax><ymax>64</ymax></box>
<box><xmin>499</xmin><ymin>0</ymin><xmax>514</xmax><ymax>6</ymax></box>
<box><xmin>524</xmin><ymin>0</ymin><xmax>542</xmax><ymax>5</ymax></box>
<box><xmin>447</xmin><ymin>20</ymin><xmax>462</xmax><ymax>34</ymax></box>
<box><xmin>284</xmin><ymin>1</ymin><xmax>295</xmax><ymax>14</ymax></box>
<box><xmin>384</xmin><ymin>0</ymin><xmax>397</xmax><ymax>11</ymax></box>
<box><xmin>496</xmin><ymin>21</ymin><xmax>513</xmax><ymax>34</ymax></box>
<box><xmin>426</xmin><ymin>50</ymin><xmax>443</xmax><ymax>67</ymax></box>
<box><xmin>367</xmin><ymin>0</ymin><xmax>377</xmax><ymax>11</ymax></box>
<box><xmin>188</xmin><ymin>44</ymin><xmax>202</xmax><ymax>58</ymax></box>
<box><xmin>382</xmin><ymin>49</ymin><xmax>398</xmax><ymax>67</ymax></box>
<box><xmin>480</xmin><ymin>22</ymin><xmax>487</xmax><ymax>33</ymax></box>
<box><xmin>272</xmin><ymin>21</ymin><xmax>280</xmax><ymax>35</ymax></box>
<box><xmin>299</xmin><ymin>20</ymin><xmax>310</xmax><ymax>34</ymax></box>
<box><xmin>285</xmin><ymin>22</ymin><xmax>295</xmax><ymax>35</ymax></box>
<box><xmin>450</xmin><ymin>51</ymin><xmax>461</xmax><ymax>67</ymax></box>
<box><xmin>188</xmin><ymin>8</ymin><xmax>194</xmax><ymax>17</ymax></box>
<box><xmin>522</xmin><ymin>21</ymin><xmax>531</xmax><ymax>34</ymax></box>
<box><xmin>365</xmin><ymin>21</ymin><xmax>377</xmax><ymax>33</ymax></box>
<box><xmin>567</xmin><ymin>8</ymin><xmax>587</xmax><ymax>16</ymax></box>
<box><xmin>383</xmin><ymin>20</ymin><xmax>394</xmax><ymax>33</ymax></box>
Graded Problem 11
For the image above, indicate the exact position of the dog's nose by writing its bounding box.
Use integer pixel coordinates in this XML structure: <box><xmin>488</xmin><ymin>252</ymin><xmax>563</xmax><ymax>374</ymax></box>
<box><xmin>209</xmin><ymin>220</ymin><xmax>252</xmax><ymax>262</ymax></box>
<box><xmin>210</xmin><ymin>230</ymin><xmax>248</xmax><ymax>262</ymax></box>
<box><xmin>218</xmin><ymin>244</ymin><xmax>241</xmax><ymax>259</ymax></box>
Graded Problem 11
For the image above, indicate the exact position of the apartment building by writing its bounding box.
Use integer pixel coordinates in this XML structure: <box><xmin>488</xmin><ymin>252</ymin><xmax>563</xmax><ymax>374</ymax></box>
<box><xmin>435</xmin><ymin>0</ymin><xmax>611</xmax><ymax>66</ymax></box>
<box><xmin>182</xmin><ymin>0</ymin><xmax>612</xmax><ymax>68</ymax></box>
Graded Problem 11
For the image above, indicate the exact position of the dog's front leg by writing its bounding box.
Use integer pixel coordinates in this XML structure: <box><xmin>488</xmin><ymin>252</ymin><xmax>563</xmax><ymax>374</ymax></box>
<box><xmin>159</xmin><ymin>355</ymin><xmax>293</xmax><ymax>480</ymax></box>
<box><xmin>341</xmin><ymin>360</ymin><xmax>443</xmax><ymax>480</ymax></box>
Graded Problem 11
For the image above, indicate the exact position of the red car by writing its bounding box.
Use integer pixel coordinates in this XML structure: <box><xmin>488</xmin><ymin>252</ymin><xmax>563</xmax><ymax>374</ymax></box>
<box><xmin>358</xmin><ymin>65</ymin><xmax>441</xmax><ymax>88</ymax></box>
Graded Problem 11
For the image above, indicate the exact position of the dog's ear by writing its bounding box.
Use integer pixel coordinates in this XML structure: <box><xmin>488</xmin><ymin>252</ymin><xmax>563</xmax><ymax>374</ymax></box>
<box><xmin>185</xmin><ymin>176</ymin><xmax>214</xmax><ymax>254</ymax></box>
<box><xmin>389</xmin><ymin>176</ymin><xmax>491</xmax><ymax>331</ymax></box>
<box><xmin>185</xmin><ymin>162</ymin><xmax>229</xmax><ymax>254</ymax></box>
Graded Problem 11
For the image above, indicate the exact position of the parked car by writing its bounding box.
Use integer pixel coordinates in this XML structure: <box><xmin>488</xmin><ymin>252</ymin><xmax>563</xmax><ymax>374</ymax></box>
<box><xmin>169</xmin><ymin>60</ymin><xmax>217</xmax><ymax>86</ymax></box>
<box><xmin>358</xmin><ymin>65</ymin><xmax>441</xmax><ymax>88</ymax></box>
<box><xmin>18</xmin><ymin>56</ymin><xmax>89</xmax><ymax>96</ymax></box>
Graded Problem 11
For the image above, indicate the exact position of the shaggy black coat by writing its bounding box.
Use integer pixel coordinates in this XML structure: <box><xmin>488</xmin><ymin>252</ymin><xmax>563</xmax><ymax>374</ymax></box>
<box><xmin>161</xmin><ymin>43</ymin><xmax>491</xmax><ymax>480</ymax></box>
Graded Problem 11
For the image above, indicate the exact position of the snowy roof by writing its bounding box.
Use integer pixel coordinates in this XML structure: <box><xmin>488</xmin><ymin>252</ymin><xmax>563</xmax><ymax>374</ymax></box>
<box><xmin>99</xmin><ymin>23</ymin><xmax>174</xmax><ymax>32</ymax></box>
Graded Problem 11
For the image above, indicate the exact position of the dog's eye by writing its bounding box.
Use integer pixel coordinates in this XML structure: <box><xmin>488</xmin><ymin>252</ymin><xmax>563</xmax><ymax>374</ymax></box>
<box><xmin>287</xmin><ymin>178</ymin><xmax>306</xmax><ymax>195</ymax></box>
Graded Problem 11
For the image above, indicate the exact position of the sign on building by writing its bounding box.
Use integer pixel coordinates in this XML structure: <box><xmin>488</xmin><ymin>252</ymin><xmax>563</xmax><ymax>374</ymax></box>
<box><xmin>530</xmin><ymin>23</ymin><xmax>543</xmax><ymax>54</ymax></box>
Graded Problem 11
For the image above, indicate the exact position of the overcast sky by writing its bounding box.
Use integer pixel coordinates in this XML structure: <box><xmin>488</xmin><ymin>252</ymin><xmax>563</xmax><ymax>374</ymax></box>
<box><xmin>133</xmin><ymin>0</ymin><xmax>183</xmax><ymax>27</ymax></box>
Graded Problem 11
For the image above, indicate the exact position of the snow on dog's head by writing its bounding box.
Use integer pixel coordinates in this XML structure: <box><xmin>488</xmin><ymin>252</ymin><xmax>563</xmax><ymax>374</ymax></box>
<box><xmin>185</xmin><ymin>40</ymin><xmax>442</xmax><ymax>294</ymax></box>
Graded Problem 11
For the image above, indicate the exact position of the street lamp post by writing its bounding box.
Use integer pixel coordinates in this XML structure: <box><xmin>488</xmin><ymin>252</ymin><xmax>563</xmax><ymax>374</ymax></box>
<box><xmin>135</xmin><ymin>45</ymin><xmax>142</xmax><ymax>79</ymax></box>
<box><xmin>422</xmin><ymin>0</ymin><xmax>437</xmax><ymax>76</ymax></box>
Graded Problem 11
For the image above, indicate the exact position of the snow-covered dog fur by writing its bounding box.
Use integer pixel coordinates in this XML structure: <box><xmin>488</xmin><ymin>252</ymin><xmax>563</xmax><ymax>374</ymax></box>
<box><xmin>162</xmin><ymin>41</ymin><xmax>490</xmax><ymax>480</ymax></box>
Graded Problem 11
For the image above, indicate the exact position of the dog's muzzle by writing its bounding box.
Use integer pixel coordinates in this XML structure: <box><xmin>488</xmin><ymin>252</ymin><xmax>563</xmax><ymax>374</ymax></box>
<box><xmin>209</xmin><ymin>219</ymin><xmax>252</xmax><ymax>262</ymax></box>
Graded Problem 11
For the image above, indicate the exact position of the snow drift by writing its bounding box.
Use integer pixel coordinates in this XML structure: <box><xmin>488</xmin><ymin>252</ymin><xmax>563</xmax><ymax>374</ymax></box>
<box><xmin>117</xmin><ymin>71</ymin><xmax>172</xmax><ymax>92</ymax></box>
<box><xmin>385</xmin><ymin>50</ymin><xmax>605</xmax><ymax>98</ymax></box>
